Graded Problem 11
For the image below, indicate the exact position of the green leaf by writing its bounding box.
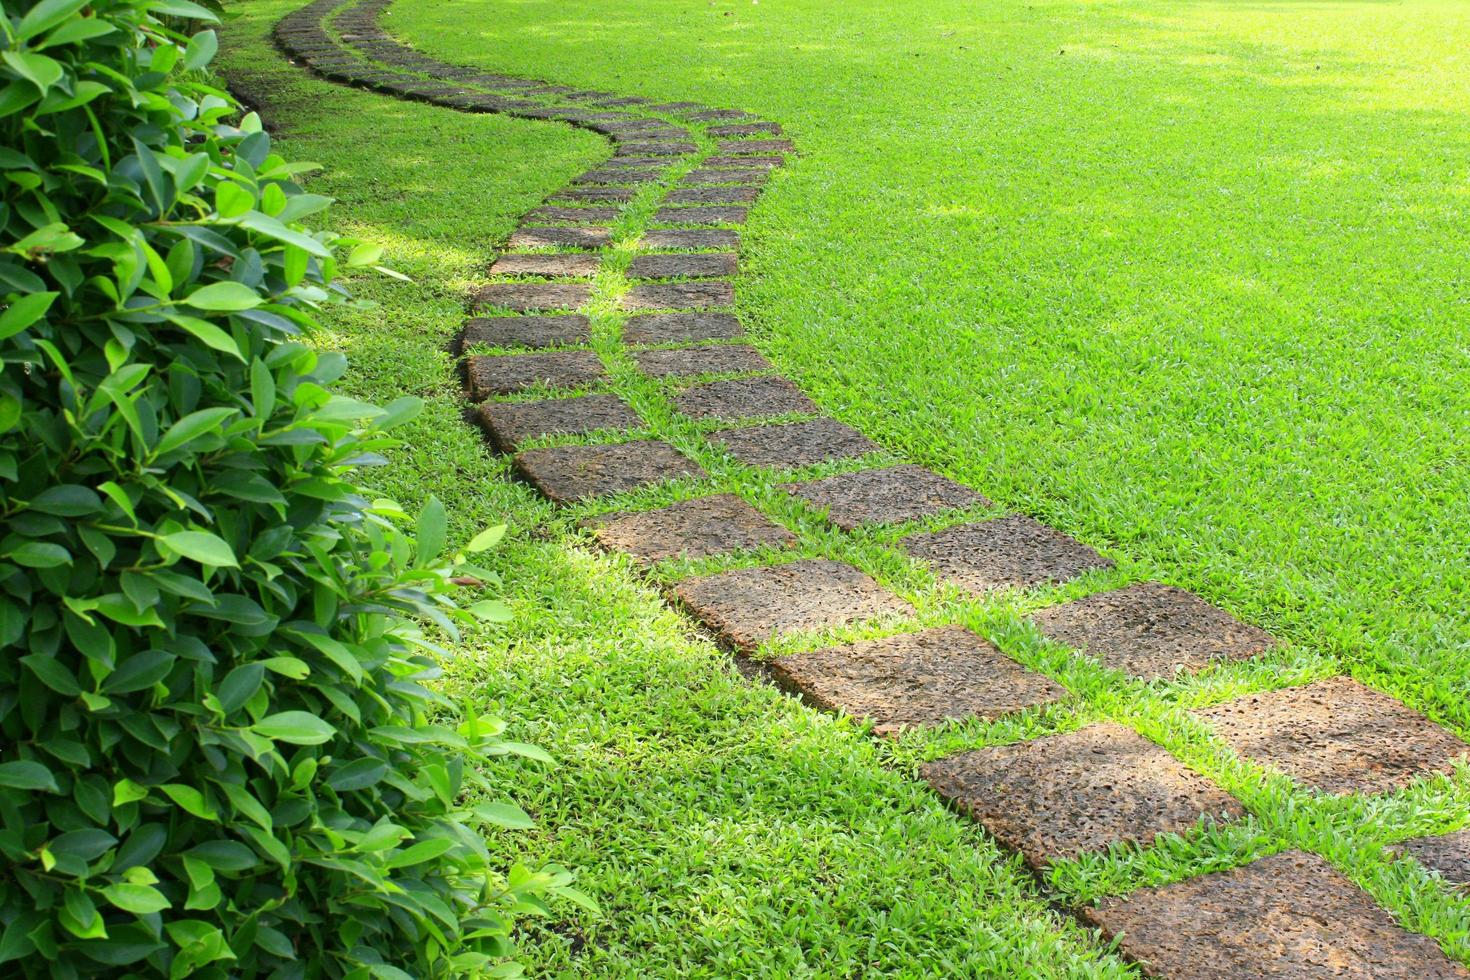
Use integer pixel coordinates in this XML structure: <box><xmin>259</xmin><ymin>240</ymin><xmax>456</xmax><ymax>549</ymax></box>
<box><xmin>0</xmin><ymin>760</ymin><xmax>58</xmax><ymax>792</ymax></box>
<box><xmin>101</xmin><ymin>883</ymin><xmax>170</xmax><ymax>916</ymax></box>
<box><xmin>183</xmin><ymin>29</ymin><xmax>219</xmax><ymax>72</ymax></box>
<box><xmin>0</xmin><ymin>291</ymin><xmax>57</xmax><ymax>341</ymax></box>
<box><xmin>415</xmin><ymin>496</ymin><xmax>447</xmax><ymax>566</ymax></box>
<box><xmin>183</xmin><ymin>281</ymin><xmax>262</xmax><ymax>311</ymax></box>
<box><xmin>160</xmin><ymin>531</ymin><xmax>238</xmax><ymax>568</ymax></box>
<box><xmin>155</xmin><ymin>407</ymin><xmax>236</xmax><ymax>456</ymax></box>
<box><xmin>17</xmin><ymin>0</ymin><xmax>93</xmax><ymax>41</ymax></box>
<box><xmin>252</xmin><ymin>711</ymin><xmax>335</xmax><ymax>745</ymax></box>
<box><xmin>383</xmin><ymin>838</ymin><xmax>455</xmax><ymax>869</ymax></box>
<box><xmin>165</xmin><ymin>314</ymin><xmax>243</xmax><ymax>360</ymax></box>
<box><xmin>21</xmin><ymin>655</ymin><xmax>80</xmax><ymax>697</ymax></box>
<box><xmin>159</xmin><ymin>784</ymin><xmax>218</xmax><ymax>821</ymax></box>
<box><xmin>2</xmin><ymin>51</ymin><xmax>64</xmax><ymax>94</ymax></box>
<box><xmin>465</xmin><ymin>524</ymin><xmax>506</xmax><ymax>553</ymax></box>
<box><xmin>8</xmin><ymin>541</ymin><xmax>70</xmax><ymax>568</ymax></box>
<box><xmin>214</xmin><ymin>181</ymin><xmax>253</xmax><ymax>220</ymax></box>
<box><xmin>474</xmin><ymin>802</ymin><xmax>534</xmax><ymax>830</ymax></box>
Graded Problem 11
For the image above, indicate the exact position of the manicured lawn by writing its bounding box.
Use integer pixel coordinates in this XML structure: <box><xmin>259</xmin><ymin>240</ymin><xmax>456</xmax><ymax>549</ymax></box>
<box><xmin>226</xmin><ymin>0</ymin><xmax>1470</xmax><ymax>974</ymax></box>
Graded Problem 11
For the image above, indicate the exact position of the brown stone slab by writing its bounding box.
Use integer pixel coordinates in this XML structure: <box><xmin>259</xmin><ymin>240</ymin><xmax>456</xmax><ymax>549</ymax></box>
<box><xmin>922</xmin><ymin>723</ymin><xmax>1244</xmax><ymax>867</ymax></box>
<box><xmin>683</xmin><ymin>167</ymin><xmax>769</xmax><ymax>185</ymax></box>
<box><xmin>665</xmin><ymin>186</ymin><xmax>761</xmax><ymax>205</ymax></box>
<box><xmin>621</xmin><ymin>282</ymin><xmax>733</xmax><ymax>310</ymax></box>
<box><xmin>903</xmin><ymin>515</ymin><xmax>1114</xmax><ymax>594</ymax></box>
<box><xmin>473</xmin><ymin>282</ymin><xmax>592</xmax><ymax>312</ymax></box>
<box><xmin>476</xmin><ymin>394</ymin><xmax>641</xmax><ymax>453</ymax></box>
<box><xmin>593</xmin><ymin>156</ymin><xmax>672</xmax><ymax>168</ymax></box>
<box><xmin>643</xmin><ymin>101</ymin><xmax>705</xmax><ymax>112</ymax></box>
<box><xmin>769</xmin><ymin>625</ymin><xmax>1066</xmax><ymax>735</ymax></box>
<box><xmin>640</xmin><ymin>229</ymin><xmax>740</xmax><ymax>250</ymax></box>
<box><xmin>783</xmin><ymin>464</ymin><xmax>989</xmax><ymax>530</ymax></box>
<box><xmin>507</xmin><ymin>227</ymin><xmax>612</xmax><ymax>249</ymax></box>
<box><xmin>706</xmin><ymin>418</ymin><xmax>880</xmax><ymax>469</ymax></box>
<box><xmin>525</xmin><ymin>206</ymin><xmax>621</xmax><ymax>225</ymax></box>
<box><xmin>584</xmin><ymin>493</ymin><xmax>796</xmax><ymax>564</ymax></box>
<box><xmin>674</xmin><ymin>376</ymin><xmax>818</xmax><ymax>421</ymax></box>
<box><xmin>461</xmin><ymin>315</ymin><xmax>591</xmax><ymax>350</ymax></box>
<box><xmin>632</xmin><ymin>345</ymin><xmax>771</xmax><ymax>379</ymax></box>
<box><xmin>554</xmin><ymin>186</ymin><xmax>637</xmax><ymax>203</ymax></box>
<box><xmin>654</xmin><ymin>206</ymin><xmax>749</xmax><ymax>226</ymax></box>
<box><xmin>465</xmin><ymin>351</ymin><xmax>604</xmax><ymax>399</ymax></box>
<box><xmin>707</xmin><ymin>122</ymin><xmax>783</xmax><ymax>137</ymax></box>
<box><xmin>673</xmin><ymin>559</ymin><xmax>913</xmax><ymax>652</ymax></box>
<box><xmin>489</xmin><ymin>254</ymin><xmax>601</xmax><ymax>278</ymax></box>
<box><xmin>704</xmin><ymin>154</ymin><xmax>784</xmax><ymax>168</ymax></box>
<box><xmin>1079</xmin><ymin>850</ymin><xmax>1470</xmax><ymax>979</ymax></box>
<box><xmin>1194</xmin><ymin>677</ymin><xmax>1470</xmax><ymax>795</ymax></box>
<box><xmin>616</xmin><ymin>141</ymin><xmax>697</xmax><ymax>156</ymax></box>
<box><xmin>687</xmin><ymin>109</ymin><xmax>756</xmax><ymax>121</ymax></box>
<box><xmin>717</xmin><ymin>139</ymin><xmax>794</xmax><ymax>154</ymax></box>
<box><xmin>1032</xmin><ymin>582</ymin><xmax>1276</xmax><ymax>680</ymax></box>
<box><xmin>1395</xmin><ymin>830</ymin><xmax>1470</xmax><ymax>889</ymax></box>
<box><xmin>513</xmin><ymin>440</ymin><xmax>704</xmax><ymax>503</ymax></box>
<box><xmin>624</xmin><ymin>312</ymin><xmax>744</xmax><ymax>345</ymax></box>
<box><xmin>574</xmin><ymin>169</ymin><xmax>661</xmax><ymax>185</ymax></box>
<box><xmin>627</xmin><ymin>253</ymin><xmax>739</xmax><ymax>279</ymax></box>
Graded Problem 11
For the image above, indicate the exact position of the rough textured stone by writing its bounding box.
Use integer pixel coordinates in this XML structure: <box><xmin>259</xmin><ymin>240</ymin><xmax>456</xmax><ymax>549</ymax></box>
<box><xmin>621</xmin><ymin>282</ymin><xmax>733</xmax><ymax>310</ymax></box>
<box><xmin>632</xmin><ymin>345</ymin><xmax>771</xmax><ymax>379</ymax></box>
<box><xmin>1194</xmin><ymin>677</ymin><xmax>1470</xmax><ymax>795</ymax></box>
<box><xmin>575</xmin><ymin>168</ymin><xmax>661</xmax><ymax>185</ymax></box>
<box><xmin>716</xmin><ymin>138</ymin><xmax>794</xmax><ymax>154</ymax></box>
<box><xmin>687</xmin><ymin>109</ymin><xmax>757</xmax><ymax>121</ymax></box>
<box><xmin>460</xmin><ymin>315</ymin><xmax>591</xmax><ymax>351</ymax></box>
<box><xmin>624</xmin><ymin>312</ymin><xmax>744</xmax><ymax>345</ymax></box>
<box><xmin>584</xmin><ymin>494</ymin><xmax>795</xmax><ymax>564</ymax></box>
<box><xmin>707</xmin><ymin>122</ymin><xmax>783</xmax><ymax>137</ymax></box>
<box><xmin>473</xmin><ymin>282</ymin><xmax>592</xmax><ymax>312</ymax></box>
<box><xmin>476</xmin><ymin>395</ymin><xmax>641</xmax><ymax>453</ymax></box>
<box><xmin>594</xmin><ymin>156</ymin><xmax>673</xmax><ymax>168</ymax></box>
<box><xmin>513</xmin><ymin>440</ymin><xmax>704</xmax><ymax>503</ymax></box>
<box><xmin>627</xmin><ymin>253</ymin><xmax>739</xmax><ymax>279</ymax></box>
<box><xmin>488</xmin><ymin>253</ymin><xmax>600</xmax><ymax>278</ymax></box>
<box><xmin>1032</xmin><ymin>582</ymin><xmax>1276</xmax><ymax>680</ymax></box>
<box><xmin>674</xmin><ymin>559</ymin><xmax>913</xmax><ymax>652</ymax></box>
<box><xmin>554</xmin><ymin>186</ymin><xmax>637</xmax><ymax>203</ymax></box>
<box><xmin>770</xmin><ymin>625</ymin><xmax>1066</xmax><ymax>735</ymax></box>
<box><xmin>1079</xmin><ymin>850</ymin><xmax>1470</xmax><ymax>979</ymax></box>
<box><xmin>674</xmin><ymin>376</ymin><xmax>818</xmax><ymax>421</ymax></box>
<box><xmin>644</xmin><ymin>101</ymin><xmax>706</xmax><ymax>112</ymax></box>
<box><xmin>706</xmin><ymin>418</ymin><xmax>880</xmax><ymax>469</ymax></box>
<box><xmin>666</xmin><ymin>186</ymin><xmax>761</xmax><ymax>205</ymax></box>
<box><xmin>507</xmin><ymin>227</ymin><xmax>611</xmax><ymax>249</ymax></box>
<box><xmin>653</xmin><ymin>206</ymin><xmax>748</xmax><ymax>226</ymax></box>
<box><xmin>704</xmin><ymin>154</ymin><xmax>784</xmax><ymax>168</ymax></box>
<box><xmin>615</xmin><ymin>141</ymin><xmax>696</xmax><ymax>156</ymax></box>
<box><xmin>640</xmin><ymin>229</ymin><xmax>740</xmax><ymax>250</ymax></box>
<box><xmin>922</xmin><ymin>723</ymin><xmax>1243</xmax><ymax>867</ymax></box>
<box><xmin>525</xmin><ymin>206</ymin><xmax>621</xmax><ymax>225</ymax></box>
<box><xmin>465</xmin><ymin>351</ymin><xmax>604</xmax><ymax>398</ymax></box>
<box><xmin>903</xmin><ymin>515</ymin><xmax>1114</xmax><ymax>594</ymax></box>
<box><xmin>783</xmin><ymin>464</ymin><xmax>989</xmax><ymax>530</ymax></box>
<box><xmin>1395</xmin><ymin>830</ymin><xmax>1470</xmax><ymax>889</ymax></box>
<box><xmin>683</xmin><ymin>167</ymin><xmax>769</xmax><ymax>185</ymax></box>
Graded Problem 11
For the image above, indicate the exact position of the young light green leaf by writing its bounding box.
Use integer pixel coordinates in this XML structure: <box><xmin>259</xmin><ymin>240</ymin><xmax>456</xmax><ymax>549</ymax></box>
<box><xmin>160</xmin><ymin>531</ymin><xmax>238</xmax><ymax>568</ymax></box>
<box><xmin>183</xmin><ymin>281</ymin><xmax>261</xmax><ymax>312</ymax></box>
<box><xmin>251</xmin><ymin>711</ymin><xmax>335</xmax><ymax>745</ymax></box>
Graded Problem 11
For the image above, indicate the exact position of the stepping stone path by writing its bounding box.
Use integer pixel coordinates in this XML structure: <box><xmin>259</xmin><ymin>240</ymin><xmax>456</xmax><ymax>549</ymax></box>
<box><xmin>273</xmin><ymin>2</ymin><xmax>1470</xmax><ymax>972</ymax></box>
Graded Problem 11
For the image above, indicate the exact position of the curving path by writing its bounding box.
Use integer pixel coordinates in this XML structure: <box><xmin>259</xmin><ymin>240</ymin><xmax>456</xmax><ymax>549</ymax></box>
<box><xmin>271</xmin><ymin>2</ymin><xmax>1470</xmax><ymax>975</ymax></box>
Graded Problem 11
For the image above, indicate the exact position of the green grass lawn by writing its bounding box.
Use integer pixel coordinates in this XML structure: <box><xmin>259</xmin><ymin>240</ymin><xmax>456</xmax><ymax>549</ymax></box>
<box><xmin>225</xmin><ymin>0</ymin><xmax>1470</xmax><ymax>974</ymax></box>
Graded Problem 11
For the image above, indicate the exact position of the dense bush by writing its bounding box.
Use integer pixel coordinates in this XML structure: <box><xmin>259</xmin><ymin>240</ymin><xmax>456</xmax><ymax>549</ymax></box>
<box><xmin>0</xmin><ymin>0</ymin><xmax>588</xmax><ymax>975</ymax></box>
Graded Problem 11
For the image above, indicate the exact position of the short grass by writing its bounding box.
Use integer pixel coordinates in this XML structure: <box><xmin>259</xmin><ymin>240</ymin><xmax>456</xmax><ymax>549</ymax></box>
<box><xmin>224</xmin><ymin>0</ymin><xmax>1470</xmax><ymax>975</ymax></box>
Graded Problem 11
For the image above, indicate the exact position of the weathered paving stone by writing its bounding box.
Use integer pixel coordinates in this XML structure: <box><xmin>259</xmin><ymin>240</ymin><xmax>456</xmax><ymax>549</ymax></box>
<box><xmin>665</xmin><ymin>186</ymin><xmax>761</xmax><ymax>205</ymax></box>
<box><xmin>769</xmin><ymin>625</ymin><xmax>1066</xmax><ymax>735</ymax></box>
<box><xmin>1078</xmin><ymin>850</ymin><xmax>1470</xmax><ymax>979</ymax></box>
<box><xmin>554</xmin><ymin>186</ymin><xmax>637</xmax><ymax>203</ymax></box>
<box><xmin>595</xmin><ymin>156</ymin><xmax>674</xmax><ymax>168</ymax></box>
<box><xmin>632</xmin><ymin>345</ymin><xmax>771</xmax><ymax>379</ymax></box>
<box><xmin>513</xmin><ymin>440</ymin><xmax>704</xmax><ymax>503</ymax></box>
<box><xmin>673</xmin><ymin>559</ymin><xmax>913</xmax><ymax>653</ymax></box>
<box><xmin>616</xmin><ymin>141</ymin><xmax>697</xmax><ymax>156</ymax></box>
<box><xmin>1193</xmin><ymin>676</ymin><xmax>1470</xmax><ymax>795</ymax></box>
<box><xmin>704</xmin><ymin>154</ymin><xmax>784</xmax><ymax>168</ymax></box>
<box><xmin>903</xmin><ymin>515</ymin><xmax>1114</xmax><ymax>594</ymax></box>
<box><xmin>574</xmin><ymin>168</ymin><xmax>661</xmax><ymax>185</ymax></box>
<box><xmin>653</xmin><ymin>205</ymin><xmax>749</xmax><ymax>225</ymax></box>
<box><xmin>610</xmin><ymin>127</ymin><xmax>689</xmax><ymax>141</ymax></box>
<box><xmin>1394</xmin><ymin>830</ymin><xmax>1470</xmax><ymax>889</ymax></box>
<box><xmin>1031</xmin><ymin>582</ymin><xmax>1276</xmax><ymax>680</ymax></box>
<box><xmin>461</xmin><ymin>315</ymin><xmax>591</xmax><ymax>350</ymax></box>
<box><xmin>644</xmin><ymin>101</ymin><xmax>706</xmax><ymax>112</ymax></box>
<box><xmin>507</xmin><ymin>227</ymin><xmax>612</xmax><ymax>249</ymax></box>
<box><xmin>640</xmin><ymin>229</ymin><xmax>740</xmax><ymax>250</ymax></box>
<box><xmin>683</xmin><ymin>167</ymin><xmax>769</xmax><ymax>185</ymax></box>
<box><xmin>583</xmin><ymin>494</ymin><xmax>796</xmax><ymax>564</ymax></box>
<box><xmin>627</xmin><ymin>253</ymin><xmax>739</xmax><ymax>279</ymax></box>
<box><xmin>526</xmin><ymin>206</ymin><xmax>621</xmax><ymax>225</ymax></box>
<box><xmin>623</xmin><ymin>312</ymin><xmax>744</xmax><ymax>344</ymax></box>
<box><xmin>465</xmin><ymin>351</ymin><xmax>605</xmax><ymax>399</ymax></box>
<box><xmin>473</xmin><ymin>282</ymin><xmax>592</xmax><ymax>312</ymax></box>
<box><xmin>706</xmin><ymin>418</ymin><xmax>880</xmax><ymax>468</ymax></box>
<box><xmin>488</xmin><ymin>253</ymin><xmax>601</xmax><ymax>278</ymax></box>
<box><xmin>476</xmin><ymin>394</ymin><xmax>641</xmax><ymax>453</ymax></box>
<box><xmin>922</xmin><ymin>723</ymin><xmax>1244</xmax><ymax>867</ymax></box>
<box><xmin>716</xmin><ymin>139</ymin><xmax>794</xmax><ymax>154</ymax></box>
<box><xmin>687</xmin><ymin>109</ymin><xmax>756</xmax><ymax>121</ymax></box>
<box><xmin>621</xmin><ymin>282</ymin><xmax>733</xmax><ymax>310</ymax></box>
<box><xmin>674</xmin><ymin>376</ymin><xmax>818</xmax><ymax>421</ymax></box>
<box><xmin>707</xmin><ymin>122</ymin><xmax>783</xmax><ymax>137</ymax></box>
<box><xmin>783</xmin><ymin>464</ymin><xmax>989</xmax><ymax>530</ymax></box>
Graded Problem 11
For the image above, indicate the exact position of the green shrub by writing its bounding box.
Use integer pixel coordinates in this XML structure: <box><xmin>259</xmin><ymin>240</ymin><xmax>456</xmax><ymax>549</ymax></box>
<box><xmin>0</xmin><ymin>0</ymin><xmax>588</xmax><ymax>975</ymax></box>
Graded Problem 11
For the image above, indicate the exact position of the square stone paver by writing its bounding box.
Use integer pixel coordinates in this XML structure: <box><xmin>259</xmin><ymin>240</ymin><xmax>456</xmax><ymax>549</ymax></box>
<box><xmin>674</xmin><ymin>376</ymin><xmax>818</xmax><ymax>421</ymax></box>
<box><xmin>506</xmin><ymin>227</ymin><xmax>611</xmax><ymax>249</ymax></box>
<box><xmin>1032</xmin><ymin>582</ymin><xmax>1277</xmax><ymax>680</ymax></box>
<box><xmin>465</xmin><ymin>350</ymin><xmax>605</xmax><ymax>398</ymax></box>
<box><xmin>903</xmin><ymin>515</ymin><xmax>1114</xmax><ymax>594</ymax></box>
<box><xmin>769</xmin><ymin>625</ymin><xmax>1067</xmax><ymax>735</ymax></box>
<box><xmin>489</xmin><ymin>254</ymin><xmax>601</xmax><ymax>277</ymax></box>
<box><xmin>477</xmin><ymin>394</ymin><xmax>642</xmax><ymax>453</ymax></box>
<box><xmin>583</xmin><ymin>494</ymin><xmax>796</xmax><ymax>564</ymax></box>
<box><xmin>1194</xmin><ymin>677</ymin><xmax>1470</xmax><ymax>795</ymax></box>
<box><xmin>706</xmin><ymin>418</ymin><xmax>880</xmax><ymax>469</ymax></box>
<box><xmin>673</xmin><ymin>559</ymin><xmax>914</xmax><ymax>653</ymax></box>
<box><xmin>513</xmin><ymin>440</ymin><xmax>704</xmax><ymax>503</ymax></box>
<box><xmin>554</xmin><ymin>186</ymin><xmax>637</xmax><ymax>203</ymax></box>
<box><xmin>653</xmin><ymin>206</ymin><xmax>749</xmax><ymax>226</ymax></box>
<box><xmin>1394</xmin><ymin>830</ymin><xmax>1470</xmax><ymax>889</ymax></box>
<box><xmin>1079</xmin><ymin>850</ymin><xmax>1470</xmax><ymax>979</ymax></box>
<box><xmin>641</xmin><ymin>229</ymin><xmax>741</xmax><ymax>250</ymax></box>
<box><xmin>623</xmin><ymin>312</ymin><xmax>744</xmax><ymax>345</ymax></box>
<box><xmin>704</xmin><ymin>154</ymin><xmax>784</xmax><ymax>168</ymax></box>
<box><xmin>717</xmin><ymin>139</ymin><xmax>794</xmax><ymax>154</ymax></box>
<box><xmin>707</xmin><ymin>122</ymin><xmax>783</xmax><ymax>137</ymax></box>
<box><xmin>665</xmin><ymin>187</ymin><xmax>761</xmax><ymax>205</ymax></box>
<box><xmin>632</xmin><ymin>345</ymin><xmax>771</xmax><ymax>379</ymax></box>
<box><xmin>783</xmin><ymin>464</ymin><xmax>990</xmax><ymax>530</ymax></box>
<box><xmin>621</xmin><ymin>282</ymin><xmax>733</xmax><ymax>310</ymax></box>
<box><xmin>627</xmin><ymin>253</ymin><xmax>739</xmax><ymax>279</ymax></box>
<box><xmin>615</xmin><ymin>141</ymin><xmax>697</xmax><ymax>156</ymax></box>
<box><xmin>460</xmin><ymin>315</ymin><xmax>590</xmax><ymax>350</ymax></box>
<box><xmin>575</xmin><ymin>168</ymin><xmax>661</xmax><ymax>185</ymax></box>
<box><xmin>526</xmin><ymin>205</ymin><xmax>622</xmax><ymax>225</ymax></box>
<box><xmin>683</xmin><ymin>167</ymin><xmax>769</xmax><ymax>185</ymax></box>
<box><xmin>473</xmin><ymin>283</ymin><xmax>592</xmax><ymax>312</ymax></box>
<box><xmin>921</xmin><ymin>723</ymin><xmax>1244</xmax><ymax>868</ymax></box>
